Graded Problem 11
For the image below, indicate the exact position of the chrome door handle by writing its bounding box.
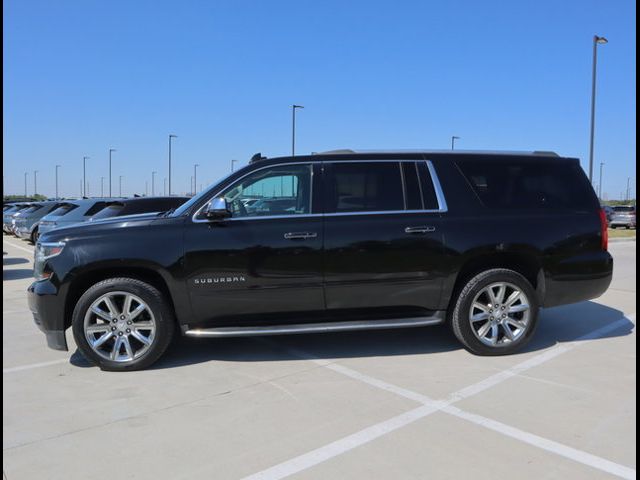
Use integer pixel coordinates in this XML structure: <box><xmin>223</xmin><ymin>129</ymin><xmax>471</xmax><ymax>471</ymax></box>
<box><xmin>404</xmin><ymin>226</ymin><xmax>436</xmax><ymax>234</ymax></box>
<box><xmin>284</xmin><ymin>232</ymin><xmax>318</xmax><ymax>240</ymax></box>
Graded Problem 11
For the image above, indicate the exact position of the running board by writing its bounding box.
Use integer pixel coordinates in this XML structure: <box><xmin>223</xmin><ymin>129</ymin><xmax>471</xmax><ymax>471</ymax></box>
<box><xmin>183</xmin><ymin>313</ymin><xmax>445</xmax><ymax>338</ymax></box>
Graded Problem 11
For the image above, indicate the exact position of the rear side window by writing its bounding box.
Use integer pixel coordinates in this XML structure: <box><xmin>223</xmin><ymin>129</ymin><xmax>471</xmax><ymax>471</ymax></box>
<box><xmin>613</xmin><ymin>206</ymin><xmax>635</xmax><ymax>213</ymax></box>
<box><xmin>456</xmin><ymin>160</ymin><xmax>596</xmax><ymax>211</ymax></box>
<box><xmin>330</xmin><ymin>162</ymin><xmax>404</xmax><ymax>213</ymax></box>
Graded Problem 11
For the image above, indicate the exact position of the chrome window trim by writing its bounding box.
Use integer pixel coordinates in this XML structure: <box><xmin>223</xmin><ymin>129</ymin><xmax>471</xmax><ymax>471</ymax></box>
<box><xmin>425</xmin><ymin>160</ymin><xmax>448</xmax><ymax>212</ymax></box>
<box><xmin>192</xmin><ymin>159</ymin><xmax>448</xmax><ymax>223</ymax></box>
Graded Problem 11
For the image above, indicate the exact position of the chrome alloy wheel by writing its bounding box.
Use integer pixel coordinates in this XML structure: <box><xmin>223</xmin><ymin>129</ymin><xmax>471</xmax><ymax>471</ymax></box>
<box><xmin>83</xmin><ymin>291</ymin><xmax>156</xmax><ymax>362</ymax></box>
<box><xmin>469</xmin><ymin>282</ymin><xmax>530</xmax><ymax>347</ymax></box>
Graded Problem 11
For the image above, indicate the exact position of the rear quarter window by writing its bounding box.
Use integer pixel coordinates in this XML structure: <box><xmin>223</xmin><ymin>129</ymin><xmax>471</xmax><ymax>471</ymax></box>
<box><xmin>456</xmin><ymin>159</ymin><xmax>597</xmax><ymax>211</ymax></box>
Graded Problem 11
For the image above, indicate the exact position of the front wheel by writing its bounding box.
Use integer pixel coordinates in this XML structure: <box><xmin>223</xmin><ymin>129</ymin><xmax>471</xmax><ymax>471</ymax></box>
<box><xmin>450</xmin><ymin>269</ymin><xmax>539</xmax><ymax>356</ymax></box>
<box><xmin>72</xmin><ymin>278</ymin><xmax>175</xmax><ymax>371</ymax></box>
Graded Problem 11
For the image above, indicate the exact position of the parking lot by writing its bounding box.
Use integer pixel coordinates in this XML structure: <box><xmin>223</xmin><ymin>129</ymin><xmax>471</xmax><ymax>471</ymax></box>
<box><xmin>2</xmin><ymin>237</ymin><xmax>636</xmax><ymax>479</ymax></box>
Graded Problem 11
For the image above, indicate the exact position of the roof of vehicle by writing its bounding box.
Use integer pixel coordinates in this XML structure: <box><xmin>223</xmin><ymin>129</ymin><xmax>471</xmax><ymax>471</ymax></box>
<box><xmin>104</xmin><ymin>196</ymin><xmax>190</xmax><ymax>206</ymax></box>
<box><xmin>249</xmin><ymin>149</ymin><xmax>568</xmax><ymax>164</ymax></box>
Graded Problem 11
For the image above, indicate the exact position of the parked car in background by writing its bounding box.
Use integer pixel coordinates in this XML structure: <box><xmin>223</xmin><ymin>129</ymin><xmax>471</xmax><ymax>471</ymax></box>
<box><xmin>87</xmin><ymin>196</ymin><xmax>189</xmax><ymax>222</ymax></box>
<box><xmin>3</xmin><ymin>203</ymin><xmax>33</xmax><ymax>234</ymax></box>
<box><xmin>29</xmin><ymin>150</ymin><xmax>613</xmax><ymax>371</ymax></box>
<box><xmin>38</xmin><ymin>199</ymin><xmax>111</xmax><ymax>236</ymax></box>
<box><xmin>609</xmin><ymin>205</ymin><xmax>636</xmax><ymax>229</ymax></box>
<box><xmin>14</xmin><ymin>201</ymin><xmax>64</xmax><ymax>243</ymax></box>
<box><xmin>601</xmin><ymin>205</ymin><xmax>615</xmax><ymax>224</ymax></box>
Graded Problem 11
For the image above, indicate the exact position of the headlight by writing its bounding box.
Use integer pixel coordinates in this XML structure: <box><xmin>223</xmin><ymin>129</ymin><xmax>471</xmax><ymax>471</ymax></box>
<box><xmin>34</xmin><ymin>241</ymin><xmax>65</xmax><ymax>281</ymax></box>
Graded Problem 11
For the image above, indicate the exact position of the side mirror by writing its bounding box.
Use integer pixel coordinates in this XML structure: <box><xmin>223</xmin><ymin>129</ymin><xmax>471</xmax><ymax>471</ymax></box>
<box><xmin>204</xmin><ymin>197</ymin><xmax>231</xmax><ymax>220</ymax></box>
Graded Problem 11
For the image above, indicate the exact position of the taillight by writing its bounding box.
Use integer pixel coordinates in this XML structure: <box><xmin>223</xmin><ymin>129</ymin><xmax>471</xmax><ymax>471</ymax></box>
<box><xmin>599</xmin><ymin>209</ymin><xmax>608</xmax><ymax>251</ymax></box>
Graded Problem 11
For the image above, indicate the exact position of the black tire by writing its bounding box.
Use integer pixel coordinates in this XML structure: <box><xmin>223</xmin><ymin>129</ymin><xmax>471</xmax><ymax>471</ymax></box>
<box><xmin>29</xmin><ymin>227</ymin><xmax>39</xmax><ymax>244</ymax></box>
<box><xmin>72</xmin><ymin>277</ymin><xmax>175</xmax><ymax>371</ymax></box>
<box><xmin>625</xmin><ymin>225</ymin><xmax>630</xmax><ymax>230</ymax></box>
<box><xmin>611</xmin><ymin>225</ymin><xmax>616</xmax><ymax>229</ymax></box>
<box><xmin>449</xmin><ymin>268</ymin><xmax>539</xmax><ymax>356</ymax></box>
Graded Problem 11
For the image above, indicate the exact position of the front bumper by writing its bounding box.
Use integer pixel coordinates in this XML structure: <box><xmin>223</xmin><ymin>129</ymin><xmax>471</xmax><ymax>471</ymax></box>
<box><xmin>27</xmin><ymin>279</ymin><xmax>69</xmax><ymax>351</ymax></box>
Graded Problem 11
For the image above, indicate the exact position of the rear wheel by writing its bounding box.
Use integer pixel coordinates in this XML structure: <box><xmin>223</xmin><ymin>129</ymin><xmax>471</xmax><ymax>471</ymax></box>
<box><xmin>72</xmin><ymin>278</ymin><xmax>175</xmax><ymax>371</ymax></box>
<box><xmin>450</xmin><ymin>269</ymin><xmax>539</xmax><ymax>355</ymax></box>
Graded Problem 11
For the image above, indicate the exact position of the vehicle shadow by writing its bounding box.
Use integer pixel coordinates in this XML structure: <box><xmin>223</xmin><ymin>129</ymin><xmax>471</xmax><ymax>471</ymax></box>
<box><xmin>3</xmin><ymin>268</ymin><xmax>33</xmax><ymax>280</ymax></box>
<box><xmin>146</xmin><ymin>300</ymin><xmax>634</xmax><ymax>370</ymax></box>
<box><xmin>3</xmin><ymin>257</ymin><xmax>29</xmax><ymax>266</ymax></box>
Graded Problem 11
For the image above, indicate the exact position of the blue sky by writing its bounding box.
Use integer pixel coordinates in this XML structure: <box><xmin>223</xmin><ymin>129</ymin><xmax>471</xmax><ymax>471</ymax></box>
<box><xmin>3</xmin><ymin>0</ymin><xmax>636</xmax><ymax>199</ymax></box>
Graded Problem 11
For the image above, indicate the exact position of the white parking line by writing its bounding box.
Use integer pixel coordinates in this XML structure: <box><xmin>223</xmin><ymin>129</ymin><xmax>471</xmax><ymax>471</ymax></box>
<box><xmin>3</xmin><ymin>358</ymin><xmax>69</xmax><ymax>374</ymax></box>
<box><xmin>245</xmin><ymin>314</ymin><xmax>635</xmax><ymax>480</ymax></box>
<box><xmin>3</xmin><ymin>239</ymin><xmax>34</xmax><ymax>254</ymax></box>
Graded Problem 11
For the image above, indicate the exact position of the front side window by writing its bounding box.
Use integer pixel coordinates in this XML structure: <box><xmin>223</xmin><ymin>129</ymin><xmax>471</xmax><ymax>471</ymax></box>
<box><xmin>330</xmin><ymin>162</ymin><xmax>404</xmax><ymax>213</ymax></box>
<box><xmin>219</xmin><ymin>164</ymin><xmax>312</xmax><ymax>218</ymax></box>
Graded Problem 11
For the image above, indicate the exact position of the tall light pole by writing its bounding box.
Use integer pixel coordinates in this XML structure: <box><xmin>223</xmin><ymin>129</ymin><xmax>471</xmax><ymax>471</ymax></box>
<box><xmin>24</xmin><ymin>172</ymin><xmax>28</xmax><ymax>197</ymax></box>
<box><xmin>193</xmin><ymin>164</ymin><xmax>199</xmax><ymax>195</ymax></box>
<box><xmin>292</xmin><ymin>104</ymin><xmax>304</xmax><ymax>156</ymax></box>
<box><xmin>119</xmin><ymin>175</ymin><xmax>123</xmax><ymax>197</ymax></box>
<box><xmin>588</xmin><ymin>35</ymin><xmax>608</xmax><ymax>183</ymax></box>
<box><xmin>152</xmin><ymin>171</ymin><xmax>157</xmax><ymax>196</ymax></box>
<box><xmin>82</xmin><ymin>156</ymin><xmax>89</xmax><ymax>197</ymax></box>
<box><xmin>163</xmin><ymin>177</ymin><xmax>167</xmax><ymax>196</ymax></box>
<box><xmin>100</xmin><ymin>176</ymin><xmax>105</xmax><ymax>197</ymax></box>
<box><xmin>145</xmin><ymin>181</ymin><xmax>148</xmax><ymax>197</ymax></box>
<box><xmin>108</xmin><ymin>148</ymin><xmax>116</xmax><ymax>197</ymax></box>
<box><xmin>231</xmin><ymin>159</ymin><xmax>238</xmax><ymax>172</ymax></box>
<box><xmin>34</xmin><ymin>170</ymin><xmax>38</xmax><ymax>196</ymax></box>
<box><xmin>168</xmin><ymin>134</ymin><xmax>177</xmax><ymax>196</ymax></box>
<box><xmin>598</xmin><ymin>163</ymin><xmax>604</xmax><ymax>200</ymax></box>
<box><xmin>627</xmin><ymin>177</ymin><xmax>631</xmax><ymax>202</ymax></box>
<box><xmin>451</xmin><ymin>136</ymin><xmax>460</xmax><ymax>150</ymax></box>
<box><xmin>55</xmin><ymin>165</ymin><xmax>61</xmax><ymax>199</ymax></box>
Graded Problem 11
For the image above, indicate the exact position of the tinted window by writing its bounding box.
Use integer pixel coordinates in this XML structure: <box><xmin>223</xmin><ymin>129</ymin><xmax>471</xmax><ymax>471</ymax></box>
<box><xmin>22</xmin><ymin>205</ymin><xmax>43</xmax><ymax>214</ymax></box>
<box><xmin>48</xmin><ymin>204</ymin><xmax>78</xmax><ymax>217</ymax></box>
<box><xmin>402</xmin><ymin>163</ymin><xmax>422</xmax><ymax>210</ymax></box>
<box><xmin>613</xmin><ymin>206</ymin><xmax>635</xmax><ymax>213</ymax></box>
<box><xmin>84</xmin><ymin>202</ymin><xmax>110</xmax><ymax>216</ymax></box>
<box><xmin>219</xmin><ymin>164</ymin><xmax>312</xmax><ymax>218</ymax></box>
<box><xmin>330</xmin><ymin>162</ymin><xmax>404</xmax><ymax>213</ymax></box>
<box><xmin>417</xmin><ymin>162</ymin><xmax>439</xmax><ymax>210</ymax></box>
<box><xmin>456</xmin><ymin>160</ymin><xmax>596</xmax><ymax>210</ymax></box>
<box><xmin>90</xmin><ymin>204</ymin><xmax>124</xmax><ymax>219</ymax></box>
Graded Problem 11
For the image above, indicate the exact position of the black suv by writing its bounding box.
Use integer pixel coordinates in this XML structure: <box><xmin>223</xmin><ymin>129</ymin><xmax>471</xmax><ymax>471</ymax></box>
<box><xmin>28</xmin><ymin>150</ymin><xmax>613</xmax><ymax>371</ymax></box>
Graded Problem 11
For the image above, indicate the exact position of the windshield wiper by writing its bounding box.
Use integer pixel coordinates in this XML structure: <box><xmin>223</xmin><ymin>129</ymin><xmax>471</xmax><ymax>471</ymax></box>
<box><xmin>160</xmin><ymin>208</ymin><xmax>176</xmax><ymax>217</ymax></box>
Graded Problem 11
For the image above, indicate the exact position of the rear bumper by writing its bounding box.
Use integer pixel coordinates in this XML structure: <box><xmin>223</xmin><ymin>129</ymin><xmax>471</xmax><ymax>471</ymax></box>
<box><xmin>27</xmin><ymin>279</ymin><xmax>69</xmax><ymax>351</ymax></box>
<box><xmin>543</xmin><ymin>251</ymin><xmax>613</xmax><ymax>308</ymax></box>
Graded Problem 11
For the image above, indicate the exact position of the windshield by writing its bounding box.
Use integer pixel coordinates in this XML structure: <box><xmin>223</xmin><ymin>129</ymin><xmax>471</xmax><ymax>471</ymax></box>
<box><xmin>613</xmin><ymin>206</ymin><xmax>635</xmax><ymax>213</ymax></box>
<box><xmin>22</xmin><ymin>205</ymin><xmax>43</xmax><ymax>214</ymax></box>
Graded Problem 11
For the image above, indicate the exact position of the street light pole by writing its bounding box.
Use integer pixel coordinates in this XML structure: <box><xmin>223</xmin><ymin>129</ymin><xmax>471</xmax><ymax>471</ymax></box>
<box><xmin>627</xmin><ymin>177</ymin><xmax>631</xmax><ymax>202</ymax></box>
<box><xmin>119</xmin><ymin>175</ymin><xmax>123</xmax><ymax>197</ymax></box>
<box><xmin>598</xmin><ymin>163</ymin><xmax>604</xmax><ymax>200</ymax></box>
<box><xmin>82</xmin><ymin>156</ymin><xmax>89</xmax><ymax>197</ymax></box>
<box><xmin>193</xmin><ymin>164</ymin><xmax>199</xmax><ymax>195</ymax></box>
<box><xmin>152</xmin><ymin>171</ymin><xmax>157</xmax><ymax>196</ymax></box>
<box><xmin>231</xmin><ymin>159</ymin><xmax>238</xmax><ymax>172</ymax></box>
<box><xmin>101</xmin><ymin>176</ymin><xmax>104</xmax><ymax>197</ymax></box>
<box><xmin>55</xmin><ymin>165</ymin><xmax>61</xmax><ymax>199</ymax></box>
<box><xmin>108</xmin><ymin>148</ymin><xmax>116</xmax><ymax>197</ymax></box>
<box><xmin>163</xmin><ymin>178</ymin><xmax>167</xmax><ymax>196</ymax></box>
<box><xmin>588</xmin><ymin>35</ymin><xmax>608</xmax><ymax>183</ymax></box>
<box><xmin>34</xmin><ymin>170</ymin><xmax>38</xmax><ymax>196</ymax></box>
<box><xmin>168</xmin><ymin>134</ymin><xmax>177</xmax><ymax>196</ymax></box>
<box><xmin>24</xmin><ymin>172</ymin><xmax>28</xmax><ymax>197</ymax></box>
<box><xmin>451</xmin><ymin>136</ymin><xmax>460</xmax><ymax>150</ymax></box>
<box><xmin>292</xmin><ymin>105</ymin><xmax>304</xmax><ymax>156</ymax></box>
